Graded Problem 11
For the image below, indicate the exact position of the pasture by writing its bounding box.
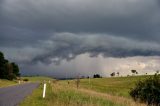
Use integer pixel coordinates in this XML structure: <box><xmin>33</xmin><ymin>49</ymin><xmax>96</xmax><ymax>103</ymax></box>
<box><xmin>20</xmin><ymin>76</ymin><xmax>149</xmax><ymax>106</ymax></box>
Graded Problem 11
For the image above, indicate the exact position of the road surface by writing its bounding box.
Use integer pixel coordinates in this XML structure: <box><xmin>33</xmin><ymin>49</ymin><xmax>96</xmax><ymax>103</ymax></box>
<box><xmin>0</xmin><ymin>83</ymin><xmax>39</xmax><ymax>106</ymax></box>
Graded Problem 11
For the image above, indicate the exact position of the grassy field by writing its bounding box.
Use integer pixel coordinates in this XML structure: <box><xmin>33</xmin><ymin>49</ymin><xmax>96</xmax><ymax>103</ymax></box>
<box><xmin>0</xmin><ymin>79</ymin><xmax>18</xmax><ymax>88</ymax></box>
<box><xmin>76</xmin><ymin>75</ymin><xmax>149</xmax><ymax>97</ymax></box>
<box><xmin>0</xmin><ymin>76</ymin><xmax>53</xmax><ymax>88</ymax></box>
<box><xmin>22</xmin><ymin>76</ymin><xmax>53</xmax><ymax>82</ymax></box>
<box><xmin>19</xmin><ymin>75</ymin><xmax>149</xmax><ymax>106</ymax></box>
<box><xmin>21</xmin><ymin>79</ymin><xmax>125</xmax><ymax>106</ymax></box>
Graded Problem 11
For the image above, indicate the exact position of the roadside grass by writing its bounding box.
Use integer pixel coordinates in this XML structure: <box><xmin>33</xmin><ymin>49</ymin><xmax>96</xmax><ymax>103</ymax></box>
<box><xmin>20</xmin><ymin>82</ymin><xmax>53</xmax><ymax>106</ymax></box>
<box><xmin>48</xmin><ymin>81</ymin><xmax>125</xmax><ymax>106</ymax></box>
<box><xmin>0</xmin><ymin>79</ymin><xmax>17</xmax><ymax>88</ymax></box>
<box><xmin>20</xmin><ymin>77</ymin><xmax>54</xmax><ymax>106</ymax></box>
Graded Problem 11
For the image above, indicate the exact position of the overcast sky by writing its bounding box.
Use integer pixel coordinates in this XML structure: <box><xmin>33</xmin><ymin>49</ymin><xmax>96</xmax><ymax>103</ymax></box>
<box><xmin>0</xmin><ymin>0</ymin><xmax>160</xmax><ymax>78</ymax></box>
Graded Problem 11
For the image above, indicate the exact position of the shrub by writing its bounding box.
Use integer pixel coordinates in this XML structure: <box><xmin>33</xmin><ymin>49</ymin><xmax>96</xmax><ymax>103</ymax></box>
<box><xmin>93</xmin><ymin>74</ymin><xmax>102</xmax><ymax>78</ymax></box>
<box><xmin>7</xmin><ymin>73</ymin><xmax>16</xmax><ymax>80</ymax></box>
<box><xmin>130</xmin><ymin>74</ymin><xmax>160</xmax><ymax>106</ymax></box>
<box><xmin>23</xmin><ymin>79</ymin><xmax>29</xmax><ymax>82</ymax></box>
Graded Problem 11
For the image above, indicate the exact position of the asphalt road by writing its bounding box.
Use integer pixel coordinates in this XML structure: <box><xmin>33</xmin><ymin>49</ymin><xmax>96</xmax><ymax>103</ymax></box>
<box><xmin>0</xmin><ymin>83</ymin><xmax>39</xmax><ymax>106</ymax></box>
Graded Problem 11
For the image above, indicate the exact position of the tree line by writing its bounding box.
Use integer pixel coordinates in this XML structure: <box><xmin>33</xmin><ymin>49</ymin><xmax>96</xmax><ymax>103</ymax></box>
<box><xmin>0</xmin><ymin>51</ymin><xmax>20</xmax><ymax>80</ymax></box>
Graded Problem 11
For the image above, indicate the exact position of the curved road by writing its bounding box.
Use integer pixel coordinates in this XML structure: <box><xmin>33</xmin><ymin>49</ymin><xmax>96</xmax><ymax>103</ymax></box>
<box><xmin>0</xmin><ymin>83</ymin><xmax>39</xmax><ymax>106</ymax></box>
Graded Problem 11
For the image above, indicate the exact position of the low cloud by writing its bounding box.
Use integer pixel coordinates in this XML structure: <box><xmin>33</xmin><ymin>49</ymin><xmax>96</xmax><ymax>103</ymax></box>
<box><xmin>1</xmin><ymin>32</ymin><xmax>160</xmax><ymax>65</ymax></box>
<box><xmin>21</xmin><ymin>53</ymin><xmax>160</xmax><ymax>78</ymax></box>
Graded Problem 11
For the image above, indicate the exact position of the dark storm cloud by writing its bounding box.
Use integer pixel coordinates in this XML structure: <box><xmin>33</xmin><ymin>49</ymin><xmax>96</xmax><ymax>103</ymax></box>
<box><xmin>1</xmin><ymin>0</ymin><xmax>160</xmax><ymax>38</ymax></box>
<box><xmin>0</xmin><ymin>0</ymin><xmax>160</xmax><ymax>64</ymax></box>
<box><xmin>2</xmin><ymin>32</ymin><xmax>160</xmax><ymax>65</ymax></box>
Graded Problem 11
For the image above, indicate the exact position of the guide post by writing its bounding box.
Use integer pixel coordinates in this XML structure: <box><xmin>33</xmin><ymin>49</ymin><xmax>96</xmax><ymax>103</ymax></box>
<box><xmin>43</xmin><ymin>83</ymin><xmax>46</xmax><ymax>98</ymax></box>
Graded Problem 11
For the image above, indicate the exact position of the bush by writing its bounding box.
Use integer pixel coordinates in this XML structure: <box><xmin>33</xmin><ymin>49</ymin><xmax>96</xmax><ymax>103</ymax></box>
<box><xmin>93</xmin><ymin>74</ymin><xmax>102</xmax><ymax>78</ymax></box>
<box><xmin>7</xmin><ymin>73</ymin><xmax>16</xmax><ymax>80</ymax></box>
<box><xmin>130</xmin><ymin>74</ymin><xmax>160</xmax><ymax>106</ymax></box>
<box><xmin>23</xmin><ymin>79</ymin><xmax>29</xmax><ymax>82</ymax></box>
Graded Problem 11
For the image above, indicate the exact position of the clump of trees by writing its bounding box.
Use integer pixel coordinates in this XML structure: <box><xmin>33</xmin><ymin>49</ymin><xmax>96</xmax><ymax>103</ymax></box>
<box><xmin>131</xmin><ymin>70</ymin><xmax>138</xmax><ymax>75</ymax></box>
<box><xmin>0</xmin><ymin>51</ymin><xmax>20</xmax><ymax>80</ymax></box>
<box><xmin>110</xmin><ymin>72</ymin><xmax>115</xmax><ymax>77</ymax></box>
<box><xmin>93</xmin><ymin>74</ymin><xmax>102</xmax><ymax>78</ymax></box>
<box><xmin>110</xmin><ymin>72</ymin><xmax>120</xmax><ymax>77</ymax></box>
<box><xmin>130</xmin><ymin>74</ymin><xmax>160</xmax><ymax>106</ymax></box>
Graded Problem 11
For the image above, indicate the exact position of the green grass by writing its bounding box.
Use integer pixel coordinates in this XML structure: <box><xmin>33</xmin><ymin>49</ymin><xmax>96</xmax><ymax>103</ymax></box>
<box><xmin>20</xmin><ymin>77</ymin><xmax>125</xmax><ymax>106</ymax></box>
<box><xmin>49</xmin><ymin>81</ymin><xmax>125</xmax><ymax>106</ymax></box>
<box><xmin>20</xmin><ymin>76</ymin><xmax>54</xmax><ymax>106</ymax></box>
<box><xmin>22</xmin><ymin>76</ymin><xmax>53</xmax><ymax>82</ymax></box>
<box><xmin>0</xmin><ymin>79</ymin><xmax>18</xmax><ymax>88</ymax></box>
<box><xmin>77</xmin><ymin>75</ymin><xmax>149</xmax><ymax>97</ymax></box>
<box><xmin>20</xmin><ymin>76</ymin><xmax>148</xmax><ymax>106</ymax></box>
<box><xmin>0</xmin><ymin>76</ymin><xmax>53</xmax><ymax>88</ymax></box>
<box><xmin>20</xmin><ymin>82</ymin><xmax>53</xmax><ymax>106</ymax></box>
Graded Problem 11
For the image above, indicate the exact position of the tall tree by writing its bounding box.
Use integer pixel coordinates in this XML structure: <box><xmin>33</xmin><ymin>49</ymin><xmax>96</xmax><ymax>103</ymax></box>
<box><xmin>0</xmin><ymin>52</ymin><xmax>8</xmax><ymax>79</ymax></box>
<box><xmin>0</xmin><ymin>51</ymin><xmax>20</xmax><ymax>80</ymax></box>
<box><xmin>11</xmin><ymin>62</ymin><xmax>20</xmax><ymax>76</ymax></box>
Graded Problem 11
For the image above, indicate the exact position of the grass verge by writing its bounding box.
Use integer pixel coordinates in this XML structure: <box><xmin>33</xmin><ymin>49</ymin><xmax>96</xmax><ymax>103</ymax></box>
<box><xmin>20</xmin><ymin>82</ymin><xmax>53</xmax><ymax>106</ymax></box>
<box><xmin>0</xmin><ymin>79</ymin><xmax>17</xmax><ymax>88</ymax></box>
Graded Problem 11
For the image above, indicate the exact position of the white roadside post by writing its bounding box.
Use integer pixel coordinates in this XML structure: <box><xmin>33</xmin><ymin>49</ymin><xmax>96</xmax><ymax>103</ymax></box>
<box><xmin>43</xmin><ymin>83</ymin><xmax>46</xmax><ymax>98</ymax></box>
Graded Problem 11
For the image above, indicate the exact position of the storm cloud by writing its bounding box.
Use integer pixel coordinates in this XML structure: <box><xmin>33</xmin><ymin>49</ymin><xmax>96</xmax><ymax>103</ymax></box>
<box><xmin>0</xmin><ymin>0</ymin><xmax>160</xmax><ymax>77</ymax></box>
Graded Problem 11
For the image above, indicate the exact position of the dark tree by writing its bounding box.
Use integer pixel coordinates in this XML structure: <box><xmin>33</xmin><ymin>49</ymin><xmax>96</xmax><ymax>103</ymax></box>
<box><xmin>130</xmin><ymin>74</ymin><xmax>160</xmax><ymax>106</ymax></box>
<box><xmin>117</xmin><ymin>72</ymin><xmax>120</xmax><ymax>76</ymax></box>
<box><xmin>11</xmin><ymin>62</ymin><xmax>20</xmax><ymax>76</ymax></box>
<box><xmin>156</xmin><ymin>70</ymin><xmax>159</xmax><ymax>74</ymax></box>
<box><xmin>0</xmin><ymin>52</ymin><xmax>8</xmax><ymax>79</ymax></box>
<box><xmin>0</xmin><ymin>51</ymin><xmax>20</xmax><ymax>80</ymax></box>
<box><xmin>131</xmin><ymin>70</ymin><xmax>137</xmax><ymax>76</ymax></box>
<box><xmin>93</xmin><ymin>74</ymin><xmax>101</xmax><ymax>78</ymax></box>
<box><xmin>110</xmin><ymin>72</ymin><xmax>115</xmax><ymax>77</ymax></box>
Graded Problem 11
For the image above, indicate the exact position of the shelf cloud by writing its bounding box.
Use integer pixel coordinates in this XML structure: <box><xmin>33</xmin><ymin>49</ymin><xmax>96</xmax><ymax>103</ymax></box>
<box><xmin>0</xmin><ymin>0</ymin><xmax>160</xmax><ymax>77</ymax></box>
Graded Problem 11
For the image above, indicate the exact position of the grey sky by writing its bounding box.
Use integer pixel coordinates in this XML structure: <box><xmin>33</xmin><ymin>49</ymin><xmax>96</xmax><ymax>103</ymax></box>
<box><xmin>0</xmin><ymin>0</ymin><xmax>160</xmax><ymax>78</ymax></box>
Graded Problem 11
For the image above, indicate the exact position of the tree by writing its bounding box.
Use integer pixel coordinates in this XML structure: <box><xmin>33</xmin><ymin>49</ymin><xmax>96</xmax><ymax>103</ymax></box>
<box><xmin>11</xmin><ymin>62</ymin><xmax>20</xmax><ymax>76</ymax></box>
<box><xmin>130</xmin><ymin>74</ymin><xmax>160</xmax><ymax>106</ymax></box>
<box><xmin>117</xmin><ymin>72</ymin><xmax>120</xmax><ymax>76</ymax></box>
<box><xmin>0</xmin><ymin>52</ymin><xmax>8</xmax><ymax>79</ymax></box>
<box><xmin>156</xmin><ymin>70</ymin><xmax>159</xmax><ymax>75</ymax></box>
<box><xmin>0</xmin><ymin>51</ymin><xmax>20</xmax><ymax>80</ymax></box>
<box><xmin>110</xmin><ymin>72</ymin><xmax>115</xmax><ymax>77</ymax></box>
<box><xmin>131</xmin><ymin>70</ymin><xmax>137</xmax><ymax>76</ymax></box>
<box><xmin>93</xmin><ymin>74</ymin><xmax>101</xmax><ymax>78</ymax></box>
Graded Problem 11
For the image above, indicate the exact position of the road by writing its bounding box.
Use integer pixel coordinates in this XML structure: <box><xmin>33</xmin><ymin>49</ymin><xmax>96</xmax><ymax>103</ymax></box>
<box><xmin>0</xmin><ymin>83</ymin><xmax>39</xmax><ymax>106</ymax></box>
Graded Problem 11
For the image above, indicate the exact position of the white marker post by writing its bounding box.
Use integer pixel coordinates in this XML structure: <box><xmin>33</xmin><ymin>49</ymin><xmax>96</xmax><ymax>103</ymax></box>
<box><xmin>43</xmin><ymin>83</ymin><xmax>46</xmax><ymax>98</ymax></box>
